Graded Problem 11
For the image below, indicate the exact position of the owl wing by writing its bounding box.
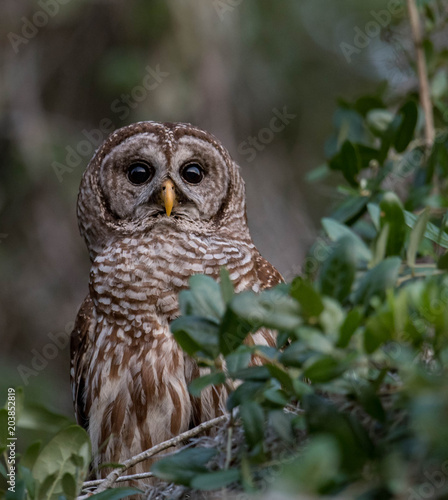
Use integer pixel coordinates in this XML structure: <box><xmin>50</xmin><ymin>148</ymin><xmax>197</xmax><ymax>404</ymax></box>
<box><xmin>248</xmin><ymin>253</ymin><xmax>284</xmax><ymax>349</ymax></box>
<box><xmin>70</xmin><ymin>295</ymin><xmax>95</xmax><ymax>430</ymax></box>
<box><xmin>253</xmin><ymin>252</ymin><xmax>284</xmax><ymax>290</ymax></box>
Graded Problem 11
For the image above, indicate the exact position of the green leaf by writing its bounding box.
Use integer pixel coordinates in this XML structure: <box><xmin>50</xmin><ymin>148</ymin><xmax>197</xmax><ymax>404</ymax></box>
<box><xmin>367</xmin><ymin>203</ymin><xmax>381</xmax><ymax>231</ymax></box>
<box><xmin>364</xmin><ymin>309</ymin><xmax>395</xmax><ymax>353</ymax></box>
<box><xmin>407</xmin><ymin>209</ymin><xmax>430</xmax><ymax>270</ymax></box>
<box><xmin>404</xmin><ymin>211</ymin><xmax>448</xmax><ymax>249</ymax></box>
<box><xmin>296</xmin><ymin>326</ymin><xmax>334</xmax><ymax>353</ymax></box>
<box><xmin>279</xmin><ymin>342</ymin><xmax>308</xmax><ymax>368</ymax></box>
<box><xmin>225</xmin><ymin>348</ymin><xmax>252</xmax><ymax>374</ymax></box>
<box><xmin>319</xmin><ymin>236</ymin><xmax>357</xmax><ymax>302</ymax></box>
<box><xmin>303</xmin><ymin>395</ymin><xmax>373</xmax><ymax>473</ymax></box>
<box><xmin>366</xmin><ymin>109</ymin><xmax>395</xmax><ymax>136</ymax></box>
<box><xmin>227</xmin><ymin>382</ymin><xmax>264</xmax><ymax>411</ymax></box>
<box><xmin>16</xmin><ymin>404</ymin><xmax>73</xmax><ymax>435</ymax></box>
<box><xmin>18</xmin><ymin>465</ymin><xmax>35</xmax><ymax>499</ymax></box>
<box><xmin>265</xmin><ymin>364</ymin><xmax>294</xmax><ymax>392</ymax></box>
<box><xmin>21</xmin><ymin>441</ymin><xmax>42</xmax><ymax>470</ymax></box>
<box><xmin>337</xmin><ymin>308</ymin><xmax>362</xmax><ymax>348</ymax></box>
<box><xmin>332</xmin><ymin>106</ymin><xmax>371</xmax><ymax>148</ymax></box>
<box><xmin>290</xmin><ymin>277</ymin><xmax>324</xmax><ymax>319</ymax></box>
<box><xmin>231</xmin><ymin>366</ymin><xmax>271</xmax><ymax>381</ymax></box>
<box><xmin>188</xmin><ymin>372</ymin><xmax>226</xmax><ymax>397</ymax></box>
<box><xmin>230</xmin><ymin>289</ymin><xmax>301</xmax><ymax>332</ymax></box>
<box><xmin>277</xmin><ymin>435</ymin><xmax>340</xmax><ymax>494</ymax></box>
<box><xmin>357</xmin><ymin>144</ymin><xmax>382</xmax><ymax>166</ymax></box>
<box><xmin>352</xmin><ymin>257</ymin><xmax>401</xmax><ymax>308</ymax></box>
<box><xmin>438</xmin><ymin>251</ymin><xmax>448</xmax><ymax>270</ymax></box>
<box><xmin>32</xmin><ymin>425</ymin><xmax>91</xmax><ymax>500</ymax></box>
<box><xmin>171</xmin><ymin>316</ymin><xmax>219</xmax><ymax>358</ymax></box>
<box><xmin>329</xmin><ymin>140</ymin><xmax>361</xmax><ymax>187</ymax></box>
<box><xmin>219</xmin><ymin>267</ymin><xmax>234</xmax><ymax>303</ymax></box>
<box><xmin>303</xmin><ymin>355</ymin><xmax>348</xmax><ymax>383</ymax></box>
<box><xmin>322</xmin><ymin>218</ymin><xmax>372</xmax><ymax>262</ymax></box>
<box><xmin>190</xmin><ymin>469</ymin><xmax>241</xmax><ymax>490</ymax></box>
<box><xmin>293</xmin><ymin>379</ymin><xmax>314</xmax><ymax>398</ymax></box>
<box><xmin>263</xmin><ymin>387</ymin><xmax>290</xmax><ymax>407</ymax></box>
<box><xmin>239</xmin><ymin>401</ymin><xmax>265</xmax><ymax>452</ymax></box>
<box><xmin>394</xmin><ymin>101</ymin><xmax>418</xmax><ymax>153</ymax></box>
<box><xmin>5</xmin><ymin>478</ymin><xmax>27</xmax><ymax>500</ymax></box>
<box><xmin>219</xmin><ymin>307</ymin><xmax>252</xmax><ymax>356</ymax></box>
<box><xmin>353</xmin><ymin>382</ymin><xmax>386</xmax><ymax>422</ymax></box>
<box><xmin>35</xmin><ymin>473</ymin><xmax>57</xmax><ymax>500</ymax></box>
<box><xmin>269</xmin><ymin>410</ymin><xmax>294</xmax><ymax>442</ymax></box>
<box><xmin>431</xmin><ymin>69</ymin><xmax>448</xmax><ymax>100</ymax></box>
<box><xmin>331</xmin><ymin>196</ymin><xmax>369</xmax><ymax>224</ymax></box>
<box><xmin>151</xmin><ymin>448</ymin><xmax>216</xmax><ymax>486</ymax></box>
<box><xmin>379</xmin><ymin>192</ymin><xmax>406</xmax><ymax>256</ymax></box>
<box><xmin>88</xmin><ymin>488</ymin><xmax>143</xmax><ymax>499</ymax></box>
<box><xmin>355</xmin><ymin>96</ymin><xmax>385</xmax><ymax>116</ymax></box>
<box><xmin>61</xmin><ymin>473</ymin><xmax>77</xmax><ymax>499</ymax></box>
<box><xmin>371</xmin><ymin>223</ymin><xmax>389</xmax><ymax>267</ymax></box>
<box><xmin>178</xmin><ymin>274</ymin><xmax>224</xmax><ymax>320</ymax></box>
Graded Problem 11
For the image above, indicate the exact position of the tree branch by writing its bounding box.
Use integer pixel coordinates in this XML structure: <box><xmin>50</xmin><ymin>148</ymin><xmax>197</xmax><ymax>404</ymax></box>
<box><xmin>81</xmin><ymin>471</ymin><xmax>155</xmax><ymax>490</ymax></box>
<box><xmin>407</xmin><ymin>0</ymin><xmax>435</xmax><ymax>148</ymax></box>
<box><xmin>90</xmin><ymin>414</ymin><xmax>229</xmax><ymax>494</ymax></box>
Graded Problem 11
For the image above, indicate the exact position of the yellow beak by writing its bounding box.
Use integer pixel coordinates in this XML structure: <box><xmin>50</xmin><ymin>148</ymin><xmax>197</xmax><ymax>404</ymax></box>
<box><xmin>161</xmin><ymin>179</ymin><xmax>176</xmax><ymax>216</ymax></box>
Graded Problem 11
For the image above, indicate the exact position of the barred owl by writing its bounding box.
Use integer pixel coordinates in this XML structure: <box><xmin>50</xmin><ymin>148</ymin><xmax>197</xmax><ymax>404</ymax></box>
<box><xmin>70</xmin><ymin>121</ymin><xmax>282</xmax><ymax>479</ymax></box>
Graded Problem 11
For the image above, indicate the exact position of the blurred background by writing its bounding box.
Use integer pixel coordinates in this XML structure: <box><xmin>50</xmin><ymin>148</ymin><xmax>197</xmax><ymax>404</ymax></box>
<box><xmin>0</xmin><ymin>0</ymin><xmax>414</xmax><ymax>420</ymax></box>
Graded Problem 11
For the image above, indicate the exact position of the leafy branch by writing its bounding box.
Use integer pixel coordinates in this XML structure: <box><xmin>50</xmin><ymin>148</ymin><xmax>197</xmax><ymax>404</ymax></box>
<box><xmin>407</xmin><ymin>0</ymin><xmax>435</xmax><ymax>148</ymax></box>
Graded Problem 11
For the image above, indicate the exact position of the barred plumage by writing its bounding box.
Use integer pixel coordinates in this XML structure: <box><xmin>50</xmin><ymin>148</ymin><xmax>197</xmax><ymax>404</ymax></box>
<box><xmin>70</xmin><ymin>121</ymin><xmax>282</xmax><ymax>480</ymax></box>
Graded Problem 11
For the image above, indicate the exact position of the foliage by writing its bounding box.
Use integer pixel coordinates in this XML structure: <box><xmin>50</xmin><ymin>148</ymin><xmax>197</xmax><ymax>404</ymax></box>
<box><xmin>150</xmin><ymin>5</ymin><xmax>448</xmax><ymax>499</ymax></box>
<box><xmin>156</xmin><ymin>256</ymin><xmax>448</xmax><ymax>497</ymax></box>
<box><xmin>0</xmin><ymin>396</ymin><xmax>139</xmax><ymax>499</ymax></box>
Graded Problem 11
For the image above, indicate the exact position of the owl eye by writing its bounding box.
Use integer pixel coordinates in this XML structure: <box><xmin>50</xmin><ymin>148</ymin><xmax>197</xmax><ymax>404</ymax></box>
<box><xmin>127</xmin><ymin>162</ymin><xmax>153</xmax><ymax>185</ymax></box>
<box><xmin>181</xmin><ymin>163</ymin><xmax>204</xmax><ymax>184</ymax></box>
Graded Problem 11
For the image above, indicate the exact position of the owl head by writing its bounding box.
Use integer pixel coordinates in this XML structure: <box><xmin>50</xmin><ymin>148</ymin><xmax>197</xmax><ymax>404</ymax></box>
<box><xmin>77</xmin><ymin>121</ymin><xmax>249</xmax><ymax>260</ymax></box>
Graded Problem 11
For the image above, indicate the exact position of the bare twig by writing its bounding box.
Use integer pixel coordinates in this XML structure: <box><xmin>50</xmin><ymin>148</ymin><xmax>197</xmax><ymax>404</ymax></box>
<box><xmin>78</xmin><ymin>472</ymin><xmax>156</xmax><ymax>499</ymax></box>
<box><xmin>82</xmin><ymin>471</ymin><xmax>155</xmax><ymax>489</ymax></box>
<box><xmin>91</xmin><ymin>414</ymin><xmax>229</xmax><ymax>494</ymax></box>
<box><xmin>407</xmin><ymin>0</ymin><xmax>435</xmax><ymax>148</ymax></box>
<box><xmin>397</xmin><ymin>270</ymin><xmax>443</xmax><ymax>285</ymax></box>
<box><xmin>224</xmin><ymin>412</ymin><xmax>234</xmax><ymax>470</ymax></box>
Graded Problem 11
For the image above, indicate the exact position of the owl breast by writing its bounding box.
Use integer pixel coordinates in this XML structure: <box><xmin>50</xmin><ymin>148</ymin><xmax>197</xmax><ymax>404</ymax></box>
<box><xmin>91</xmin><ymin>222</ymin><xmax>256</xmax><ymax>325</ymax></box>
<box><xmin>84</xmin><ymin>223</ymin><xmax>258</xmax><ymax>473</ymax></box>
